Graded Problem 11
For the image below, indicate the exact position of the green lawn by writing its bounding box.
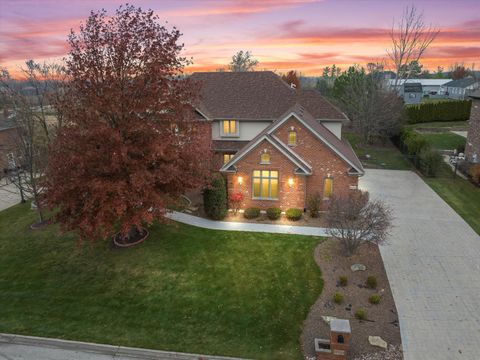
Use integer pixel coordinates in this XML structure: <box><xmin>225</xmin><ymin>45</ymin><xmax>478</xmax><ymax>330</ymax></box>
<box><xmin>421</xmin><ymin>132</ymin><xmax>466</xmax><ymax>151</ymax></box>
<box><xmin>423</xmin><ymin>164</ymin><xmax>480</xmax><ymax>235</ymax></box>
<box><xmin>0</xmin><ymin>204</ymin><xmax>323</xmax><ymax>359</ymax></box>
<box><xmin>345</xmin><ymin>132</ymin><xmax>412</xmax><ymax>170</ymax></box>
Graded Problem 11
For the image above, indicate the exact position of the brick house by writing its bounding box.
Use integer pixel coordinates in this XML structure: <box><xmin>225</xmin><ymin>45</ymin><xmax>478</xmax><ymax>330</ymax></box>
<box><xmin>465</xmin><ymin>90</ymin><xmax>480</xmax><ymax>163</ymax></box>
<box><xmin>0</xmin><ymin>111</ymin><xmax>18</xmax><ymax>174</ymax></box>
<box><xmin>191</xmin><ymin>71</ymin><xmax>364</xmax><ymax>211</ymax></box>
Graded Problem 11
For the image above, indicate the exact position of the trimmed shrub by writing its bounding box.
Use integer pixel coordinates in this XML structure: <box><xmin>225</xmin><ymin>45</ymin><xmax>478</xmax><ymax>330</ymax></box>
<box><xmin>402</xmin><ymin>128</ymin><xmax>430</xmax><ymax>156</ymax></box>
<box><xmin>307</xmin><ymin>193</ymin><xmax>321</xmax><ymax>218</ymax></box>
<box><xmin>369</xmin><ymin>294</ymin><xmax>381</xmax><ymax>305</ymax></box>
<box><xmin>339</xmin><ymin>275</ymin><xmax>348</xmax><ymax>287</ymax></box>
<box><xmin>266</xmin><ymin>207</ymin><xmax>281</xmax><ymax>220</ymax></box>
<box><xmin>244</xmin><ymin>207</ymin><xmax>261</xmax><ymax>219</ymax></box>
<box><xmin>366</xmin><ymin>276</ymin><xmax>377</xmax><ymax>289</ymax></box>
<box><xmin>333</xmin><ymin>292</ymin><xmax>344</xmax><ymax>304</ymax></box>
<box><xmin>355</xmin><ymin>308</ymin><xmax>367</xmax><ymax>320</ymax></box>
<box><xmin>419</xmin><ymin>148</ymin><xmax>443</xmax><ymax>177</ymax></box>
<box><xmin>286</xmin><ymin>208</ymin><xmax>302</xmax><ymax>221</ymax></box>
<box><xmin>203</xmin><ymin>175</ymin><xmax>227</xmax><ymax>220</ymax></box>
<box><xmin>406</xmin><ymin>100</ymin><xmax>472</xmax><ymax>124</ymax></box>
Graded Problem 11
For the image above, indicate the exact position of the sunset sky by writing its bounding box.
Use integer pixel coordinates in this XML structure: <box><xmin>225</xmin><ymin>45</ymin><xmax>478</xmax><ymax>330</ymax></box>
<box><xmin>1</xmin><ymin>0</ymin><xmax>479</xmax><ymax>76</ymax></box>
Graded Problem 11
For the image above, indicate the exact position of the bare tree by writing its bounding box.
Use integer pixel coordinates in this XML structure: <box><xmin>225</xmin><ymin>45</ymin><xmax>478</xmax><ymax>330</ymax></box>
<box><xmin>326</xmin><ymin>191</ymin><xmax>393</xmax><ymax>256</ymax></box>
<box><xmin>228</xmin><ymin>50</ymin><xmax>258</xmax><ymax>72</ymax></box>
<box><xmin>388</xmin><ymin>5</ymin><xmax>439</xmax><ymax>88</ymax></box>
<box><xmin>0</xmin><ymin>61</ymin><xmax>65</xmax><ymax>225</ymax></box>
<box><xmin>332</xmin><ymin>65</ymin><xmax>405</xmax><ymax>143</ymax></box>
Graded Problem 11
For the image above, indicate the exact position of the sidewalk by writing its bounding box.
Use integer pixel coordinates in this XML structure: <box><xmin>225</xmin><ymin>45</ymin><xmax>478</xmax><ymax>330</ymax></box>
<box><xmin>0</xmin><ymin>182</ymin><xmax>22</xmax><ymax>211</ymax></box>
<box><xmin>0</xmin><ymin>333</ymin><xmax>249</xmax><ymax>360</ymax></box>
<box><xmin>166</xmin><ymin>211</ymin><xmax>330</xmax><ymax>237</ymax></box>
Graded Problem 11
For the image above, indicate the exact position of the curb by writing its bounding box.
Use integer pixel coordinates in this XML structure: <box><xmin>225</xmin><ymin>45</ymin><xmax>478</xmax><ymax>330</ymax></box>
<box><xmin>0</xmin><ymin>333</ymin><xmax>251</xmax><ymax>360</ymax></box>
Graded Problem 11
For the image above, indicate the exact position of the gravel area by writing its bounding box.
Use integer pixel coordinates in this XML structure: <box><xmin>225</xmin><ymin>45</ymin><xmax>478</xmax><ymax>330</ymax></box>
<box><xmin>300</xmin><ymin>239</ymin><xmax>402</xmax><ymax>359</ymax></box>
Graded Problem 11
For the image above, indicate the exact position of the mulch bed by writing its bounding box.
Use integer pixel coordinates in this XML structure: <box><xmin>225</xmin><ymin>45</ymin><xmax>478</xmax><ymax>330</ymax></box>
<box><xmin>222</xmin><ymin>211</ymin><xmax>328</xmax><ymax>227</ymax></box>
<box><xmin>301</xmin><ymin>239</ymin><xmax>402</xmax><ymax>359</ymax></box>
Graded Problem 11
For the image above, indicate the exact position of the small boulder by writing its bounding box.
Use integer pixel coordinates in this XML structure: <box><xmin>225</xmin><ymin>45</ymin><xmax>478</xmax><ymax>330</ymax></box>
<box><xmin>321</xmin><ymin>316</ymin><xmax>337</xmax><ymax>325</ymax></box>
<box><xmin>351</xmin><ymin>263</ymin><xmax>367</xmax><ymax>272</ymax></box>
<box><xmin>369</xmin><ymin>336</ymin><xmax>388</xmax><ymax>349</ymax></box>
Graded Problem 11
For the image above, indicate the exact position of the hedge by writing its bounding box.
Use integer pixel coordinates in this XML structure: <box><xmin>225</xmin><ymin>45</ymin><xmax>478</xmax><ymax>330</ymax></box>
<box><xmin>405</xmin><ymin>100</ymin><xmax>472</xmax><ymax>124</ymax></box>
<box><xmin>203</xmin><ymin>174</ymin><xmax>227</xmax><ymax>220</ymax></box>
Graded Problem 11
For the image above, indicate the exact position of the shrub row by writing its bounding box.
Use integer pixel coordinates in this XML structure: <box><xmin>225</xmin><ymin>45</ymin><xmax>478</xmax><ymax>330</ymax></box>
<box><xmin>405</xmin><ymin>100</ymin><xmax>472</xmax><ymax>124</ymax></box>
<box><xmin>398</xmin><ymin>129</ymin><xmax>443</xmax><ymax>177</ymax></box>
<box><xmin>243</xmin><ymin>207</ymin><xmax>303</xmax><ymax>221</ymax></box>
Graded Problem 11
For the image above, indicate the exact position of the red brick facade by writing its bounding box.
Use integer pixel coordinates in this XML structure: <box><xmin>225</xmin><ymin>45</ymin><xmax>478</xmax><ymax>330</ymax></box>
<box><xmin>226</xmin><ymin>115</ymin><xmax>359</xmax><ymax>211</ymax></box>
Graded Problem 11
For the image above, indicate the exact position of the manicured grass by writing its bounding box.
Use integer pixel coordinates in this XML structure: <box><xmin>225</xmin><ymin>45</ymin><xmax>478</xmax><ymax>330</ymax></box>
<box><xmin>345</xmin><ymin>132</ymin><xmax>412</xmax><ymax>170</ymax></box>
<box><xmin>423</xmin><ymin>164</ymin><xmax>480</xmax><ymax>235</ymax></box>
<box><xmin>421</xmin><ymin>132</ymin><xmax>466</xmax><ymax>150</ymax></box>
<box><xmin>407</xmin><ymin>121</ymin><xmax>468</xmax><ymax>129</ymax></box>
<box><xmin>0</xmin><ymin>204</ymin><xmax>323</xmax><ymax>359</ymax></box>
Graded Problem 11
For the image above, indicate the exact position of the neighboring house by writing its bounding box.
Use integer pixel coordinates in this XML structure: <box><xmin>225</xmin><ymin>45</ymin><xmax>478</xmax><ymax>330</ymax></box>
<box><xmin>465</xmin><ymin>90</ymin><xmax>480</xmax><ymax>163</ymax></box>
<box><xmin>0</xmin><ymin>111</ymin><xmax>18</xmax><ymax>174</ymax></box>
<box><xmin>191</xmin><ymin>71</ymin><xmax>364</xmax><ymax>211</ymax></box>
<box><xmin>402</xmin><ymin>82</ymin><xmax>423</xmax><ymax>104</ymax></box>
<box><xmin>443</xmin><ymin>78</ymin><xmax>480</xmax><ymax>100</ymax></box>
<box><xmin>388</xmin><ymin>79</ymin><xmax>452</xmax><ymax>98</ymax></box>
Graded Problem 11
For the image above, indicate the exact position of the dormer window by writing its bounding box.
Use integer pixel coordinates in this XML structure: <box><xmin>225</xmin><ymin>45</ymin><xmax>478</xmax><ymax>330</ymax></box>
<box><xmin>260</xmin><ymin>149</ymin><xmax>270</xmax><ymax>164</ymax></box>
<box><xmin>288</xmin><ymin>127</ymin><xmax>297</xmax><ymax>146</ymax></box>
<box><xmin>221</xmin><ymin>120</ymin><xmax>238</xmax><ymax>137</ymax></box>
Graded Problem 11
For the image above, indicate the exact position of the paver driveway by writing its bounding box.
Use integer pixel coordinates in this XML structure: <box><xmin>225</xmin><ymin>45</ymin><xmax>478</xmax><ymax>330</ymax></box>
<box><xmin>360</xmin><ymin>169</ymin><xmax>480</xmax><ymax>360</ymax></box>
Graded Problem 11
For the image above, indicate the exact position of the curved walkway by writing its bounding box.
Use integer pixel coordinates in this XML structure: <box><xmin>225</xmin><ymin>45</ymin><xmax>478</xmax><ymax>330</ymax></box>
<box><xmin>166</xmin><ymin>211</ymin><xmax>330</xmax><ymax>237</ymax></box>
<box><xmin>360</xmin><ymin>169</ymin><xmax>480</xmax><ymax>360</ymax></box>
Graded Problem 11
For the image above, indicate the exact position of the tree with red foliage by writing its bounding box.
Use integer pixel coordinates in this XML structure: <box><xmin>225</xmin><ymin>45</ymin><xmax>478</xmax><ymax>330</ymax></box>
<box><xmin>282</xmin><ymin>70</ymin><xmax>300</xmax><ymax>89</ymax></box>
<box><xmin>451</xmin><ymin>65</ymin><xmax>467</xmax><ymax>80</ymax></box>
<box><xmin>229</xmin><ymin>191</ymin><xmax>244</xmax><ymax>215</ymax></box>
<box><xmin>46</xmin><ymin>5</ymin><xmax>212</xmax><ymax>243</ymax></box>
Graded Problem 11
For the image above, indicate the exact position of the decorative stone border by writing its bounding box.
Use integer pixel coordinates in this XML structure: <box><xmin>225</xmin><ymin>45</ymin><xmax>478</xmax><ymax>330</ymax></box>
<box><xmin>113</xmin><ymin>228</ymin><xmax>149</xmax><ymax>248</ymax></box>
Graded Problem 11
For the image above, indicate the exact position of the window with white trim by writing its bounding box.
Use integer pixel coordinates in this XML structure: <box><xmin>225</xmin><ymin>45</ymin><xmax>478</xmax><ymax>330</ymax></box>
<box><xmin>223</xmin><ymin>153</ymin><xmax>234</xmax><ymax>164</ymax></box>
<box><xmin>260</xmin><ymin>150</ymin><xmax>270</xmax><ymax>164</ymax></box>
<box><xmin>221</xmin><ymin>120</ymin><xmax>238</xmax><ymax>137</ymax></box>
<box><xmin>253</xmin><ymin>170</ymin><xmax>278</xmax><ymax>199</ymax></box>
<box><xmin>323</xmin><ymin>177</ymin><xmax>333</xmax><ymax>198</ymax></box>
<box><xmin>288</xmin><ymin>130</ymin><xmax>297</xmax><ymax>146</ymax></box>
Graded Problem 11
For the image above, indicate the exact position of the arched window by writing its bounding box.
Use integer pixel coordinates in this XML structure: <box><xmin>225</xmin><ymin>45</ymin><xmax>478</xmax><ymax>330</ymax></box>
<box><xmin>260</xmin><ymin>150</ymin><xmax>270</xmax><ymax>164</ymax></box>
<box><xmin>337</xmin><ymin>335</ymin><xmax>344</xmax><ymax>344</ymax></box>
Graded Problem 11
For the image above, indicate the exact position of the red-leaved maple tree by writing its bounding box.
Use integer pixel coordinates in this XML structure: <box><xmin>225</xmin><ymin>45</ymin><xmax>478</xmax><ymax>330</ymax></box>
<box><xmin>46</xmin><ymin>5</ymin><xmax>212</xmax><ymax>242</ymax></box>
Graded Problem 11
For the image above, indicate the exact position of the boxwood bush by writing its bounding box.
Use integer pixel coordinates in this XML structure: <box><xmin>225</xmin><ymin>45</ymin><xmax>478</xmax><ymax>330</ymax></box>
<box><xmin>244</xmin><ymin>207</ymin><xmax>261</xmax><ymax>219</ymax></box>
<box><xmin>266</xmin><ymin>207</ymin><xmax>281</xmax><ymax>220</ymax></box>
<box><xmin>286</xmin><ymin>208</ymin><xmax>302</xmax><ymax>221</ymax></box>
<box><xmin>203</xmin><ymin>175</ymin><xmax>227</xmax><ymax>220</ymax></box>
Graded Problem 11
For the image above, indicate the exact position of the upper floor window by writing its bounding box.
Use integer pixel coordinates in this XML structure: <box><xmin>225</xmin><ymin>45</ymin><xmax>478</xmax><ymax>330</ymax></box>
<box><xmin>222</xmin><ymin>120</ymin><xmax>238</xmax><ymax>137</ymax></box>
<box><xmin>260</xmin><ymin>149</ymin><xmax>270</xmax><ymax>164</ymax></box>
<box><xmin>223</xmin><ymin>153</ymin><xmax>234</xmax><ymax>164</ymax></box>
<box><xmin>288</xmin><ymin>130</ymin><xmax>297</xmax><ymax>146</ymax></box>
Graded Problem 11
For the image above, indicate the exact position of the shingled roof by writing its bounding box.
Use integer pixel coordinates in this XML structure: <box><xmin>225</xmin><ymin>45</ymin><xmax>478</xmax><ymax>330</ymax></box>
<box><xmin>191</xmin><ymin>71</ymin><xmax>347</xmax><ymax>121</ymax></box>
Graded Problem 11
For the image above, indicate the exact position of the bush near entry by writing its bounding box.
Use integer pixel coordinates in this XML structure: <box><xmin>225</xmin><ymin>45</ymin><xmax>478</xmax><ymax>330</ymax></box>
<box><xmin>203</xmin><ymin>175</ymin><xmax>227</xmax><ymax>220</ymax></box>
<box><xmin>286</xmin><ymin>208</ymin><xmax>303</xmax><ymax>221</ymax></box>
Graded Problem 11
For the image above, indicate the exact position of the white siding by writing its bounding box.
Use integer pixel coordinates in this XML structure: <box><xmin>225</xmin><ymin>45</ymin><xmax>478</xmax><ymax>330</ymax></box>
<box><xmin>321</xmin><ymin>121</ymin><xmax>342</xmax><ymax>139</ymax></box>
<box><xmin>212</xmin><ymin>120</ymin><xmax>271</xmax><ymax>141</ymax></box>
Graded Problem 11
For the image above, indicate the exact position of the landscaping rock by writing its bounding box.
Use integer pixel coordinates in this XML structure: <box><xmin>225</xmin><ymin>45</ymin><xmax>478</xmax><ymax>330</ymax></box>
<box><xmin>345</xmin><ymin>304</ymin><xmax>352</xmax><ymax>311</ymax></box>
<box><xmin>351</xmin><ymin>263</ymin><xmax>367</xmax><ymax>272</ymax></box>
<box><xmin>369</xmin><ymin>336</ymin><xmax>388</xmax><ymax>349</ymax></box>
<box><xmin>324</xmin><ymin>300</ymin><xmax>335</xmax><ymax>310</ymax></box>
<box><xmin>321</xmin><ymin>315</ymin><xmax>337</xmax><ymax>325</ymax></box>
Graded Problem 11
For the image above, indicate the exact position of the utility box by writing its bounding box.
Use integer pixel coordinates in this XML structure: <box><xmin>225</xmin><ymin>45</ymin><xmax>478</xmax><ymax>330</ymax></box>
<box><xmin>315</xmin><ymin>318</ymin><xmax>351</xmax><ymax>360</ymax></box>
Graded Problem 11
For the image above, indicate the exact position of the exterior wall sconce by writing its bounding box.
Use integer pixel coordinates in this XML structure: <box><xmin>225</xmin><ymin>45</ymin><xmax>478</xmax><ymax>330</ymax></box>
<box><xmin>288</xmin><ymin>177</ymin><xmax>294</xmax><ymax>187</ymax></box>
<box><xmin>237</xmin><ymin>176</ymin><xmax>243</xmax><ymax>185</ymax></box>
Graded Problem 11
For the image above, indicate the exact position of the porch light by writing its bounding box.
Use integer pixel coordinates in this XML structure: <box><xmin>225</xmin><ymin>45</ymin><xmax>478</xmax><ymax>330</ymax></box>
<box><xmin>288</xmin><ymin>177</ymin><xmax>294</xmax><ymax>187</ymax></box>
<box><xmin>237</xmin><ymin>176</ymin><xmax>243</xmax><ymax>185</ymax></box>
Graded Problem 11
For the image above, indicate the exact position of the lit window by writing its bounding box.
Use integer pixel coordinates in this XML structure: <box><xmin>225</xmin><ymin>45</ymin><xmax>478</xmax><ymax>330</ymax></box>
<box><xmin>323</xmin><ymin>177</ymin><xmax>333</xmax><ymax>198</ymax></box>
<box><xmin>223</xmin><ymin>153</ymin><xmax>234</xmax><ymax>164</ymax></box>
<box><xmin>222</xmin><ymin>120</ymin><xmax>237</xmax><ymax>136</ymax></box>
<box><xmin>260</xmin><ymin>150</ymin><xmax>270</xmax><ymax>164</ymax></box>
<box><xmin>253</xmin><ymin>170</ymin><xmax>278</xmax><ymax>199</ymax></box>
<box><xmin>288</xmin><ymin>131</ymin><xmax>297</xmax><ymax>146</ymax></box>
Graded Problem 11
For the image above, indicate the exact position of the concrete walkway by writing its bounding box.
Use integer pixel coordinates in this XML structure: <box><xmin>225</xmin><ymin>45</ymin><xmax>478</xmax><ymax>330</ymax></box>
<box><xmin>451</xmin><ymin>130</ymin><xmax>468</xmax><ymax>138</ymax></box>
<box><xmin>0</xmin><ymin>182</ymin><xmax>21</xmax><ymax>212</ymax></box>
<box><xmin>166</xmin><ymin>210</ymin><xmax>329</xmax><ymax>237</ymax></box>
<box><xmin>359</xmin><ymin>169</ymin><xmax>480</xmax><ymax>360</ymax></box>
<box><xmin>0</xmin><ymin>333</ymin><xmax>249</xmax><ymax>360</ymax></box>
